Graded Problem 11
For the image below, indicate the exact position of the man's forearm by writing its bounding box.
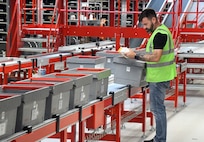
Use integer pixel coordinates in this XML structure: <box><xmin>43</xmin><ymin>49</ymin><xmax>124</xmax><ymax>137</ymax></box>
<box><xmin>135</xmin><ymin>54</ymin><xmax>158</xmax><ymax>62</ymax></box>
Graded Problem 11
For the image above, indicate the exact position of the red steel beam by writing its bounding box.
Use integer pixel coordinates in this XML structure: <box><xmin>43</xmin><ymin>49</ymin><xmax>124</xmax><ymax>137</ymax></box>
<box><xmin>64</xmin><ymin>26</ymin><xmax>149</xmax><ymax>38</ymax></box>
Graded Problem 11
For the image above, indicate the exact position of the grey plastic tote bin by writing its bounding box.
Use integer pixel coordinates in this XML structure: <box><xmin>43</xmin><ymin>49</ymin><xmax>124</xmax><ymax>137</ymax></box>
<box><xmin>1</xmin><ymin>85</ymin><xmax>50</xmax><ymax>132</ymax></box>
<box><xmin>96</xmin><ymin>50</ymin><xmax>121</xmax><ymax>73</ymax></box>
<box><xmin>13</xmin><ymin>77</ymin><xmax>74</xmax><ymax>120</ymax></box>
<box><xmin>108</xmin><ymin>83</ymin><xmax>128</xmax><ymax>105</ymax></box>
<box><xmin>55</xmin><ymin>72</ymin><xmax>93</xmax><ymax>109</ymax></box>
<box><xmin>0</xmin><ymin>95</ymin><xmax>21</xmax><ymax>140</ymax></box>
<box><xmin>67</xmin><ymin>55</ymin><xmax>106</xmax><ymax>69</ymax></box>
<box><xmin>66</xmin><ymin>68</ymin><xmax>111</xmax><ymax>101</ymax></box>
<box><xmin>113</xmin><ymin>57</ymin><xmax>146</xmax><ymax>87</ymax></box>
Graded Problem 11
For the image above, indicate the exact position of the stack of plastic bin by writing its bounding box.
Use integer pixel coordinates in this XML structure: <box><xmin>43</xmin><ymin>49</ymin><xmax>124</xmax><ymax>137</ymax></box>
<box><xmin>54</xmin><ymin>72</ymin><xmax>93</xmax><ymax>109</ymax></box>
<box><xmin>11</xmin><ymin>77</ymin><xmax>74</xmax><ymax>120</ymax></box>
<box><xmin>31</xmin><ymin>72</ymin><xmax>93</xmax><ymax>109</ymax></box>
<box><xmin>96</xmin><ymin>50</ymin><xmax>121</xmax><ymax>73</ymax></box>
<box><xmin>0</xmin><ymin>85</ymin><xmax>50</xmax><ymax>132</ymax></box>
<box><xmin>67</xmin><ymin>55</ymin><xmax>106</xmax><ymax>69</ymax></box>
<box><xmin>65</xmin><ymin>68</ymin><xmax>111</xmax><ymax>101</ymax></box>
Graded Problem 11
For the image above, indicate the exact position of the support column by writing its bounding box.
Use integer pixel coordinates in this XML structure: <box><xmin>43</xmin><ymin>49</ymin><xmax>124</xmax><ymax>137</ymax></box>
<box><xmin>116</xmin><ymin>34</ymin><xmax>121</xmax><ymax>51</ymax></box>
<box><xmin>79</xmin><ymin>120</ymin><xmax>85</xmax><ymax>142</ymax></box>
<box><xmin>60</xmin><ymin>129</ymin><xmax>67</xmax><ymax>142</ymax></box>
<box><xmin>115</xmin><ymin>103</ymin><xmax>121</xmax><ymax>142</ymax></box>
<box><xmin>71</xmin><ymin>125</ymin><xmax>76</xmax><ymax>142</ymax></box>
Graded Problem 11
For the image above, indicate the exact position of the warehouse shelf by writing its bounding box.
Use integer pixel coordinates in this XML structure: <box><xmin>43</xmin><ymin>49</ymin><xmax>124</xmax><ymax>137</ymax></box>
<box><xmin>0</xmin><ymin>0</ymin><xmax>9</xmax><ymax>52</ymax></box>
<box><xmin>177</xmin><ymin>43</ymin><xmax>204</xmax><ymax>90</ymax></box>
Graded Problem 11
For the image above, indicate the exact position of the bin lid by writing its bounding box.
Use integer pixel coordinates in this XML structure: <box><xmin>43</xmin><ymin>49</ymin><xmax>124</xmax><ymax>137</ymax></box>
<box><xmin>67</xmin><ymin>68</ymin><xmax>111</xmax><ymax>80</ymax></box>
<box><xmin>67</xmin><ymin>55</ymin><xmax>106</xmax><ymax>64</ymax></box>
<box><xmin>96</xmin><ymin>50</ymin><xmax>121</xmax><ymax>58</ymax></box>
<box><xmin>0</xmin><ymin>95</ymin><xmax>21</xmax><ymax>111</ymax></box>
<box><xmin>55</xmin><ymin>73</ymin><xmax>93</xmax><ymax>87</ymax></box>
<box><xmin>1</xmin><ymin>85</ymin><xmax>50</xmax><ymax>102</ymax></box>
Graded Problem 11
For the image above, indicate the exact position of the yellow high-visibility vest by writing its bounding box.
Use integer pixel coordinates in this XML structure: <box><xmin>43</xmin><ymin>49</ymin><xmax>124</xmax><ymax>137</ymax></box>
<box><xmin>146</xmin><ymin>24</ymin><xmax>177</xmax><ymax>82</ymax></box>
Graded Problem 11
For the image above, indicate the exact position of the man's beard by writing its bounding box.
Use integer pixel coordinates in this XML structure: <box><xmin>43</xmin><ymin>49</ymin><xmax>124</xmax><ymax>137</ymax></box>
<box><xmin>145</xmin><ymin>23</ymin><xmax>154</xmax><ymax>33</ymax></box>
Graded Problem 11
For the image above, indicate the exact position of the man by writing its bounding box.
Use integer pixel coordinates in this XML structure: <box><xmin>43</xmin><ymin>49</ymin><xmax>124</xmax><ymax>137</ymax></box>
<box><xmin>125</xmin><ymin>9</ymin><xmax>177</xmax><ymax>142</ymax></box>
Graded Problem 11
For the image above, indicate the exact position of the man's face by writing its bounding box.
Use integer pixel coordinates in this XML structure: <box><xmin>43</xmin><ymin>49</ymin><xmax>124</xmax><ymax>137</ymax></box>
<box><xmin>141</xmin><ymin>17</ymin><xmax>155</xmax><ymax>33</ymax></box>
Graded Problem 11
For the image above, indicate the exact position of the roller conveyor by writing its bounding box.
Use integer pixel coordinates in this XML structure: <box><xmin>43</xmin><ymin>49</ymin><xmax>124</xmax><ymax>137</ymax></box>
<box><xmin>1</xmin><ymin>81</ymin><xmax>145</xmax><ymax>142</ymax></box>
<box><xmin>177</xmin><ymin>43</ymin><xmax>204</xmax><ymax>92</ymax></box>
<box><xmin>0</xmin><ymin>57</ymin><xmax>18</xmax><ymax>63</ymax></box>
<box><xmin>26</xmin><ymin>52</ymin><xmax>71</xmax><ymax>67</ymax></box>
<box><xmin>0</xmin><ymin>58</ymin><xmax>32</xmax><ymax>66</ymax></box>
<box><xmin>19</xmin><ymin>36</ymin><xmax>116</xmax><ymax>53</ymax></box>
<box><xmin>178</xmin><ymin>43</ymin><xmax>204</xmax><ymax>54</ymax></box>
<box><xmin>186</xmin><ymin>73</ymin><xmax>204</xmax><ymax>79</ymax></box>
<box><xmin>18</xmin><ymin>48</ymin><xmax>48</xmax><ymax>53</ymax></box>
<box><xmin>179</xmin><ymin>84</ymin><xmax>204</xmax><ymax>90</ymax></box>
<box><xmin>27</xmin><ymin>52</ymin><xmax>71</xmax><ymax>59</ymax></box>
<box><xmin>21</xmin><ymin>37</ymin><xmax>54</xmax><ymax>43</ymax></box>
<box><xmin>178</xmin><ymin>53</ymin><xmax>204</xmax><ymax>58</ymax></box>
<box><xmin>178</xmin><ymin>43</ymin><xmax>204</xmax><ymax>60</ymax></box>
<box><xmin>58</xmin><ymin>40</ymin><xmax>115</xmax><ymax>52</ymax></box>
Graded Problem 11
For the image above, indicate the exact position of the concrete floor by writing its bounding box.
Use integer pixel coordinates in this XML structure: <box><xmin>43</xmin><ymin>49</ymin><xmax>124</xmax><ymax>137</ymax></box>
<box><xmin>41</xmin><ymin>90</ymin><xmax>204</xmax><ymax>142</ymax></box>
<box><xmin>121</xmin><ymin>91</ymin><xmax>204</xmax><ymax>142</ymax></box>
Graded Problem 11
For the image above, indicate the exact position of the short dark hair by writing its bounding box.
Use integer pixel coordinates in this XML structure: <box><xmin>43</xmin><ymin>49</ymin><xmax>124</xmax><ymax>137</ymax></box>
<box><xmin>139</xmin><ymin>9</ymin><xmax>157</xmax><ymax>22</ymax></box>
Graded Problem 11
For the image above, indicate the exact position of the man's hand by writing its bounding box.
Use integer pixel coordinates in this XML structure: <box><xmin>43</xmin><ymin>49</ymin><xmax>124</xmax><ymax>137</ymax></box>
<box><xmin>124</xmin><ymin>48</ymin><xmax>136</xmax><ymax>59</ymax></box>
<box><xmin>124</xmin><ymin>48</ymin><xmax>163</xmax><ymax>62</ymax></box>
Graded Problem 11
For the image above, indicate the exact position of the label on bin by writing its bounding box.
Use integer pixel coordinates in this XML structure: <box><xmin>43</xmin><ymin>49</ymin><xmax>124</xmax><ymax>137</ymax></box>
<box><xmin>101</xmin><ymin>79</ymin><xmax>104</xmax><ymax>93</ymax></box>
<box><xmin>0</xmin><ymin>121</ymin><xmax>7</xmax><ymax>136</ymax></box>
<box><xmin>1</xmin><ymin>112</ymin><xmax>5</xmax><ymax>120</ymax></box>
<box><xmin>80</xmin><ymin>86</ymin><xmax>86</xmax><ymax>101</ymax></box>
<box><xmin>126</xmin><ymin>66</ymin><xmax>131</xmax><ymax>72</ymax></box>
<box><xmin>58</xmin><ymin>93</ymin><xmax>63</xmax><ymax>110</ymax></box>
<box><xmin>58</xmin><ymin>99</ymin><xmax>63</xmax><ymax>110</ymax></box>
<box><xmin>80</xmin><ymin>65</ymin><xmax>84</xmax><ymax>68</ymax></box>
<box><xmin>101</xmin><ymin>85</ymin><xmax>104</xmax><ymax>93</ymax></box>
<box><xmin>95</xmin><ymin>63</ymin><xmax>104</xmax><ymax>68</ymax></box>
<box><xmin>31</xmin><ymin>101</ymin><xmax>39</xmax><ymax>121</ymax></box>
<box><xmin>81</xmin><ymin>92</ymin><xmax>86</xmax><ymax>101</ymax></box>
<box><xmin>107</xmin><ymin>58</ymin><xmax>112</xmax><ymax>63</ymax></box>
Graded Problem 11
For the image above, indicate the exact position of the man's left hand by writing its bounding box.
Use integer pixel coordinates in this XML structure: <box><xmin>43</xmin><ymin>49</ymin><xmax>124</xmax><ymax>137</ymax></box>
<box><xmin>124</xmin><ymin>48</ymin><xmax>136</xmax><ymax>59</ymax></box>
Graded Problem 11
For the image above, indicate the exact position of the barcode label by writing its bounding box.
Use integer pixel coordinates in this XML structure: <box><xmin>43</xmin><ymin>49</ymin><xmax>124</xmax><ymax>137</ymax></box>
<box><xmin>0</xmin><ymin>122</ymin><xmax>6</xmax><ymax>136</ymax></box>
<box><xmin>107</xmin><ymin>58</ymin><xmax>112</xmax><ymax>63</ymax></box>
<box><xmin>126</xmin><ymin>66</ymin><xmax>131</xmax><ymax>72</ymax></box>
<box><xmin>31</xmin><ymin>101</ymin><xmax>39</xmax><ymax>120</ymax></box>
<box><xmin>58</xmin><ymin>99</ymin><xmax>63</xmax><ymax>110</ymax></box>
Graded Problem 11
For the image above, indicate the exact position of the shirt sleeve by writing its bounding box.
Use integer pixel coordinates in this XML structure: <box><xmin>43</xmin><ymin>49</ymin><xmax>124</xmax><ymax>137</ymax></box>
<box><xmin>153</xmin><ymin>32</ymin><xmax>167</xmax><ymax>49</ymax></box>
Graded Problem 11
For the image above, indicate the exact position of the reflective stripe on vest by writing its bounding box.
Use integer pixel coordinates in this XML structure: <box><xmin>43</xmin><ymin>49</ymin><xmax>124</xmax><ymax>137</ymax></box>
<box><xmin>146</xmin><ymin>59</ymin><xmax>175</xmax><ymax>68</ymax></box>
<box><xmin>163</xmin><ymin>48</ymin><xmax>174</xmax><ymax>55</ymax></box>
<box><xmin>148</xmin><ymin>28</ymin><xmax>174</xmax><ymax>55</ymax></box>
